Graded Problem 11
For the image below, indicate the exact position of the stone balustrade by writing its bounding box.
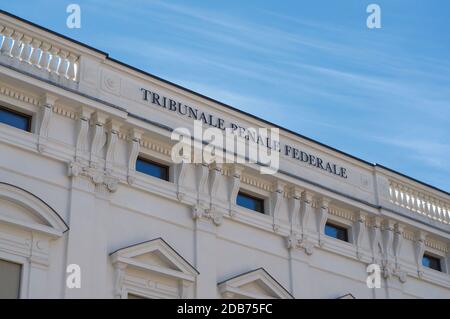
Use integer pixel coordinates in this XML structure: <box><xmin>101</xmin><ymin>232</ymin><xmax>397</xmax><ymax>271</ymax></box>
<box><xmin>389</xmin><ymin>179</ymin><xmax>450</xmax><ymax>225</ymax></box>
<box><xmin>0</xmin><ymin>24</ymin><xmax>79</xmax><ymax>81</ymax></box>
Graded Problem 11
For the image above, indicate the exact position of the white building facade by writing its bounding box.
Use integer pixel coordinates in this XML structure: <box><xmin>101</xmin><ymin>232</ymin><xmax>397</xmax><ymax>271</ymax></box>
<box><xmin>0</xmin><ymin>11</ymin><xmax>449</xmax><ymax>299</ymax></box>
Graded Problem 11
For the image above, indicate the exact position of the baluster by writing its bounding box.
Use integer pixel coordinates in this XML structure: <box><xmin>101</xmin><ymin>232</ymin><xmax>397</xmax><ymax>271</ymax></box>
<box><xmin>66</xmin><ymin>53</ymin><xmax>78</xmax><ymax>80</ymax></box>
<box><xmin>414</xmin><ymin>192</ymin><xmax>421</xmax><ymax>212</ymax></box>
<box><xmin>0</xmin><ymin>25</ymin><xmax>5</xmax><ymax>51</ymax></box>
<box><xmin>19</xmin><ymin>35</ymin><xmax>32</xmax><ymax>61</ymax></box>
<box><xmin>435</xmin><ymin>202</ymin><xmax>443</xmax><ymax>222</ymax></box>
<box><xmin>393</xmin><ymin>182</ymin><xmax>400</xmax><ymax>204</ymax></box>
<box><xmin>419</xmin><ymin>195</ymin><xmax>425</xmax><ymax>215</ymax></box>
<box><xmin>38</xmin><ymin>42</ymin><xmax>51</xmax><ymax>69</ymax></box>
<box><xmin>29</xmin><ymin>39</ymin><xmax>42</xmax><ymax>66</ymax></box>
<box><xmin>10</xmin><ymin>32</ymin><xmax>24</xmax><ymax>58</ymax></box>
<box><xmin>429</xmin><ymin>200</ymin><xmax>436</xmax><ymax>220</ymax></box>
<box><xmin>423</xmin><ymin>197</ymin><xmax>431</xmax><ymax>217</ymax></box>
<box><xmin>388</xmin><ymin>182</ymin><xmax>393</xmax><ymax>201</ymax></box>
<box><xmin>405</xmin><ymin>188</ymin><xmax>411</xmax><ymax>209</ymax></box>
<box><xmin>400</xmin><ymin>186</ymin><xmax>407</xmax><ymax>207</ymax></box>
<box><xmin>57</xmin><ymin>50</ymin><xmax>69</xmax><ymax>75</ymax></box>
<box><xmin>0</xmin><ymin>27</ymin><xmax>14</xmax><ymax>56</ymax></box>
<box><xmin>48</xmin><ymin>46</ymin><xmax>60</xmax><ymax>73</ymax></box>
<box><xmin>409</xmin><ymin>191</ymin><xmax>416</xmax><ymax>211</ymax></box>
<box><xmin>445</xmin><ymin>205</ymin><xmax>450</xmax><ymax>224</ymax></box>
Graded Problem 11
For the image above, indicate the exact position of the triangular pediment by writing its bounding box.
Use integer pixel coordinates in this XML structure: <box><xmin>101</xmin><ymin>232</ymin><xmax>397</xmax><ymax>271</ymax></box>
<box><xmin>337</xmin><ymin>293</ymin><xmax>356</xmax><ymax>299</ymax></box>
<box><xmin>218</xmin><ymin>268</ymin><xmax>293</xmax><ymax>299</ymax></box>
<box><xmin>110</xmin><ymin>238</ymin><xmax>198</xmax><ymax>282</ymax></box>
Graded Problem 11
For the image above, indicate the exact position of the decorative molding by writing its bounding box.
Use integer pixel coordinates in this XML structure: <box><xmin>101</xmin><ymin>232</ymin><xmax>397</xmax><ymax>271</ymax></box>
<box><xmin>192</xmin><ymin>204</ymin><xmax>223</xmax><ymax>226</ymax></box>
<box><xmin>67</xmin><ymin>161</ymin><xmax>119</xmax><ymax>193</ymax></box>
<box><xmin>0</xmin><ymin>85</ymin><xmax>39</xmax><ymax>105</ymax></box>
<box><xmin>240</xmin><ymin>174</ymin><xmax>272</xmax><ymax>192</ymax></box>
<box><xmin>140</xmin><ymin>139</ymin><xmax>171</xmax><ymax>156</ymax></box>
<box><xmin>328</xmin><ymin>206</ymin><xmax>356</xmax><ymax>222</ymax></box>
<box><xmin>52</xmin><ymin>105</ymin><xmax>76</xmax><ymax>119</ymax></box>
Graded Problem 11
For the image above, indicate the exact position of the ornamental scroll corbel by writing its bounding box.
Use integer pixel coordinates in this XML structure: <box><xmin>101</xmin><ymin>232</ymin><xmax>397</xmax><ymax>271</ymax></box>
<box><xmin>317</xmin><ymin>197</ymin><xmax>330</xmax><ymax>247</ymax></box>
<box><xmin>105</xmin><ymin>120</ymin><xmax>120</xmax><ymax>173</ymax></box>
<box><xmin>89</xmin><ymin>112</ymin><xmax>107</xmax><ymax>168</ymax></box>
<box><xmin>271</xmin><ymin>181</ymin><xmax>285</xmax><ymax>232</ymax></box>
<box><xmin>74</xmin><ymin>107</ymin><xmax>91</xmax><ymax>164</ymax></box>
<box><xmin>300</xmin><ymin>191</ymin><xmax>313</xmax><ymax>237</ymax></box>
<box><xmin>37</xmin><ymin>94</ymin><xmax>57</xmax><ymax>153</ymax></box>
<box><xmin>175</xmin><ymin>161</ymin><xmax>189</xmax><ymax>201</ymax></box>
<box><xmin>205</xmin><ymin>163</ymin><xmax>224</xmax><ymax>226</ymax></box>
<box><xmin>113</xmin><ymin>262</ymin><xmax>127</xmax><ymax>299</ymax></box>
<box><xmin>288</xmin><ymin>186</ymin><xmax>302</xmax><ymax>232</ymax></box>
<box><xmin>196</xmin><ymin>162</ymin><xmax>209</xmax><ymax>208</ymax></box>
<box><xmin>127</xmin><ymin>129</ymin><xmax>143</xmax><ymax>185</ymax></box>
<box><xmin>354</xmin><ymin>211</ymin><xmax>366</xmax><ymax>260</ymax></box>
<box><xmin>415</xmin><ymin>231</ymin><xmax>426</xmax><ymax>279</ymax></box>
<box><xmin>228</xmin><ymin>165</ymin><xmax>243</xmax><ymax>217</ymax></box>
<box><xmin>369</xmin><ymin>217</ymin><xmax>383</xmax><ymax>264</ymax></box>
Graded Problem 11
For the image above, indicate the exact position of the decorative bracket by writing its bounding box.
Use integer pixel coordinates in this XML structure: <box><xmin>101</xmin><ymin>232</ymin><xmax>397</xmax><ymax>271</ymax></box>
<box><xmin>228</xmin><ymin>165</ymin><xmax>243</xmax><ymax>217</ymax></box>
<box><xmin>288</xmin><ymin>186</ymin><xmax>302</xmax><ymax>231</ymax></box>
<box><xmin>414</xmin><ymin>231</ymin><xmax>426</xmax><ymax>278</ymax></box>
<box><xmin>354</xmin><ymin>211</ymin><xmax>366</xmax><ymax>260</ymax></box>
<box><xmin>37</xmin><ymin>94</ymin><xmax>57</xmax><ymax>153</ymax></box>
<box><xmin>75</xmin><ymin>107</ymin><xmax>91</xmax><ymax>163</ymax></box>
<box><xmin>176</xmin><ymin>161</ymin><xmax>189</xmax><ymax>201</ymax></box>
<box><xmin>271</xmin><ymin>181</ymin><xmax>285</xmax><ymax>232</ymax></box>
<box><xmin>89</xmin><ymin>112</ymin><xmax>107</xmax><ymax>168</ymax></box>
<box><xmin>127</xmin><ymin>128</ymin><xmax>142</xmax><ymax>185</ymax></box>
<box><xmin>105</xmin><ymin>119</ymin><xmax>121</xmax><ymax>173</ymax></box>
<box><xmin>369</xmin><ymin>217</ymin><xmax>383</xmax><ymax>264</ymax></box>
<box><xmin>317</xmin><ymin>197</ymin><xmax>330</xmax><ymax>247</ymax></box>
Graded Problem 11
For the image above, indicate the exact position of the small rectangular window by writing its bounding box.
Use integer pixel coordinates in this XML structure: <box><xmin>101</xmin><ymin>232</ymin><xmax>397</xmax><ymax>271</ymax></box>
<box><xmin>325</xmin><ymin>222</ymin><xmax>348</xmax><ymax>242</ymax></box>
<box><xmin>422</xmin><ymin>254</ymin><xmax>442</xmax><ymax>272</ymax></box>
<box><xmin>236</xmin><ymin>191</ymin><xmax>265</xmax><ymax>214</ymax></box>
<box><xmin>136</xmin><ymin>157</ymin><xmax>169</xmax><ymax>181</ymax></box>
<box><xmin>0</xmin><ymin>106</ymin><xmax>31</xmax><ymax>132</ymax></box>
<box><xmin>0</xmin><ymin>259</ymin><xmax>21</xmax><ymax>299</ymax></box>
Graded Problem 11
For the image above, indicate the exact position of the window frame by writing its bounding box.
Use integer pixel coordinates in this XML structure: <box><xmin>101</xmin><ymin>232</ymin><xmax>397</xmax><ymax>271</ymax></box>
<box><xmin>0</xmin><ymin>105</ymin><xmax>32</xmax><ymax>132</ymax></box>
<box><xmin>236</xmin><ymin>191</ymin><xmax>266</xmax><ymax>214</ymax></box>
<box><xmin>0</xmin><ymin>258</ymin><xmax>23</xmax><ymax>299</ymax></box>
<box><xmin>422</xmin><ymin>253</ymin><xmax>442</xmax><ymax>272</ymax></box>
<box><xmin>324</xmin><ymin>221</ymin><xmax>349</xmax><ymax>242</ymax></box>
<box><xmin>0</xmin><ymin>251</ymin><xmax>28</xmax><ymax>299</ymax></box>
<box><xmin>136</xmin><ymin>156</ymin><xmax>170</xmax><ymax>182</ymax></box>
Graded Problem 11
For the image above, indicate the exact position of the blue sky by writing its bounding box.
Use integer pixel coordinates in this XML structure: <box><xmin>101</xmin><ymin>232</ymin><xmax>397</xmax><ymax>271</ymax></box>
<box><xmin>2</xmin><ymin>1</ymin><xmax>449</xmax><ymax>191</ymax></box>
